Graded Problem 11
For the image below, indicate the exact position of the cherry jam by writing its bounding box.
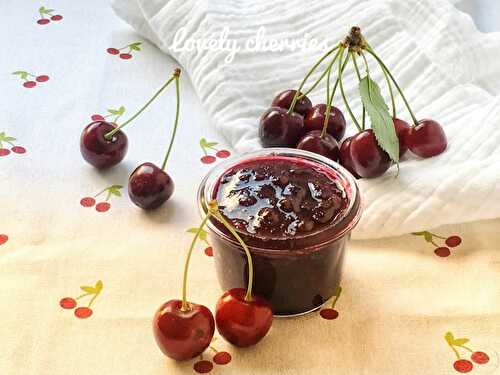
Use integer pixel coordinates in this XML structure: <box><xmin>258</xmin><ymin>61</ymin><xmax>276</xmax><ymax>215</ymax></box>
<box><xmin>199</xmin><ymin>149</ymin><xmax>361</xmax><ymax>316</ymax></box>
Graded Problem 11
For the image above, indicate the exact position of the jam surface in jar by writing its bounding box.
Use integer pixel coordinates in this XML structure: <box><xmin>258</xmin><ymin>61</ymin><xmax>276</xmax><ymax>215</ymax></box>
<box><xmin>215</xmin><ymin>156</ymin><xmax>349</xmax><ymax>243</ymax></box>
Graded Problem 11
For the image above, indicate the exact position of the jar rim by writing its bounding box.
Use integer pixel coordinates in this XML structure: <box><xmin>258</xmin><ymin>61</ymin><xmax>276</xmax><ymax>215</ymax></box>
<box><xmin>197</xmin><ymin>147</ymin><xmax>362</xmax><ymax>254</ymax></box>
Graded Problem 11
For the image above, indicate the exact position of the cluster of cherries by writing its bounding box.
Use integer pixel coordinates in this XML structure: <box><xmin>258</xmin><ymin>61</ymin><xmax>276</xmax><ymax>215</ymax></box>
<box><xmin>36</xmin><ymin>6</ymin><xmax>63</xmax><ymax>25</ymax></box>
<box><xmin>12</xmin><ymin>71</ymin><xmax>49</xmax><ymax>89</ymax></box>
<box><xmin>80</xmin><ymin>68</ymin><xmax>182</xmax><ymax>210</ymax></box>
<box><xmin>259</xmin><ymin>27</ymin><xmax>447</xmax><ymax>178</ymax></box>
<box><xmin>445</xmin><ymin>332</ymin><xmax>490</xmax><ymax>373</ymax></box>
<box><xmin>59</xmin><ymin>280</ymin><xmax>103</xmax><ymax>319</ymax></box>
<box><xmin>0</xmin><ymin>132</ymin><xmax>26</xmax><ymax>157</ymax></box>
<box><xmin>153</xmin><ymin>200</ymin><xmax>273</xmax><ymax>362</ymax></box>
<box><xmin>106</xmin><ymin>42</ymin><xmax>142</xmax><ymax>60</ymax></box>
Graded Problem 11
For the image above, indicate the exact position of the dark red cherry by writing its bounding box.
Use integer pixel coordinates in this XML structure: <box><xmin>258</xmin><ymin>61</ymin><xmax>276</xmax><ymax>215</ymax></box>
<box><xmin>259</xmin><ymin>107</ymin><xmax>304</xmax><ymax>147</ymax></box>
<box><xmin>393</xmin><ymin>118</ymin><xmax>411</xmax><ymax>157</ymax></box>
<box><xmin>153</xmin><ymin>299</ymin><xmax>215</xmax><ymax>361</ymax></box>
<box><xmin>406</xmin><ymin>119</ymin><xmax>447</xmax><ymax>158</ymax></box>
<box><xmin>80</xmin><ymin>121</ymin><xmax>128</xmax><ymax>169</ymax></box>
<box><xmin>271</xmin><ymin>89</ymin><xmax>312</xmax><ymax>117</ymax></box>
<box><xmin>215</xmin><ymin>288</ymin><xmax>273</xmax><ymax>348</ymax></box>
<box><xmin>296</xmin><ymin>130</ymin><xmax>339</xmax><ymax>162</ymax></box>
<box><xmin>350</xmin><ymin>129</ymin><xmax>391</xmax><ymax>178</ymax></box>
<box><xmin>304</xmin><ymin>104</ymin><xmax>346</xmax><ymax>141</ymax></box>
<box><xmin>128</xmin><ymin>162</ymin><xmax>174</xmax><ymax>209</ymax></box>
<box><xmin>339</xmin><ymin>136</ymin><xmax>361</xmax><ymax>178</ymax></box>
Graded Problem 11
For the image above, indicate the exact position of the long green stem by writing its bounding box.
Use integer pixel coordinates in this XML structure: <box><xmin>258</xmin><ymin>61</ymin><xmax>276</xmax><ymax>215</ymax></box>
<box><xmin>365</xmin><ymin>47</ymin><xmax>418</xmax><ymax>125</ymax></box>
<box><xmin>298</xmin><ymin>47</ymin><xmax>342</xmax><ymax>100</ymax></box>
<box><xmin>366</xmin><ymin>49</ymin><xmax>395</xmax><ymax>119</ymax></box>
<box><xmin>351</xmin><ymin>52</ymin><xmax>366</xmax><ymax>130</ymax></box>
<box><xmin>338</xmin><ymin>50</ymin><xmax>362</xmax><ymax>132</ymax></box>
<box><xmin>209</xmin><ymin>205</ymin><xmax>254</xmax><ymax>302</ymax></box>
<box><xmin>105</xmin><ymin>75</ymin><xmax>176</xmax><ymax>140</ymax></box>
<box><xmin>181</xmin><ymin>213</ymin><xmax>211</xmax><ymax>311</ymax></box>
<box><xmin>287</xmin><ymin>44</ymin><xmax>340</xmax><ymax>114</ymax></box>
<box><xmin>161</xmin><ymin>70</ymin><xmax>181</xmax><ymax>170</ymax></box>
<box><xmin>448</xmin><ymin>342</ymin><xmax>461</xmax><ymax>360</ymax></box>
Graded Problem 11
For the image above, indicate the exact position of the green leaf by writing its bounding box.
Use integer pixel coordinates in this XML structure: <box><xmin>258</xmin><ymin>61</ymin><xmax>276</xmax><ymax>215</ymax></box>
<box><xmin>453</xmin><ymin>338</ymin><xmax>470</xmax><ymax>346</ymax></box>
<box><xmin>80</xmin><ymin>286</ymin><xmax>95</xmax><ymax>293</ymax></box>
<box><xmin>95</xmin><ymin>280</ymin><xmax>103</xmax><ymax>292</ymax></box>
<box><xmin>39</xmin><ymin>6</ymin><xmax>45</xmax><ymax>12</ymax></box>
<box><xmin>118</xmin><ymin>106</ymin><xmax>125</xmax><ymax>114</ymax></box>
<box><xmin>12</xmin><ymin>71</ymin><xmax>28</xmax><ymax>80</ymax></box>
<box><xmin>110</xmin><ymin>190</ymin><xmax>122</xmax><ymax>197</ymax></box>
<box><xmin>3</xmin><ymin>137</ymin><xmax>16</xmax><ymax>142</ymax></box>
<box><xmin>205</xmin><ymin>142</ymin><xmax>218</xmax><ymax>148</ymax></box>
<box><xmin>187</xmin><ymin>227</ymin><xmax>208</xmax><ymax>241</ymax></box>
<box><xmin>200</xmin><ymin>138</ymin><xmax>208</xmax><ymax>147</ymax></box>
<box><xmin>359</xmin><ymin>76</ymin><xmax>399</xmax><ymax>163</ymax></box>
<box><xmin>423</xmin><ymin>231</ymin><xmax>433</xmax><ymax>243</ymax></box>
<box><xmin>129</xmin><ymin>42</ymin><xmax>142</xmax><ymax>51</ymax></box>
<box><xmin>108</xmin><ymin>184</ymin><xmax>123</xmax><ymax>191</ymax></box>
<box><xmin>445</xmin><ymin>332</ymin><xmax>455</xmax><ymax>345</ymax></box>
<box><xmin>107</xmin><ymin>108</ymin><xmax>119</xmax><ymax>115</ymax></box>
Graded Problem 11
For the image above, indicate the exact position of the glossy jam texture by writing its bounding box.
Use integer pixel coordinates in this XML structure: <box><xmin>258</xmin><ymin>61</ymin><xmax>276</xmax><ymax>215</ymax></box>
<box><xmin>215</xmin><ymin>157</ymin><xmax>348</xmax><ymax>240</ymax></box>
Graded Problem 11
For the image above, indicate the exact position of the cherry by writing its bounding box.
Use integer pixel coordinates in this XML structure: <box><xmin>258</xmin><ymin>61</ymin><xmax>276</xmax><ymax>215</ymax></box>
<box><xmin>259</xmin><ymin>107</ymin><xmax>304</xmax><ymax>147</ymax></box>
<box><xmin>107</xmin><ymin>48</ymin><xmax>119</xmax><ymax>55</ymax></box>
<box><xmin>446</xmin><ymin>236</ymin><xmax>462</xmax><ymax>248</ymax></box>
<box><xmin>59</xmin><ymin>297</ymin><xmax>77</xmax><ymax>309</ymax></box>
<box><xmin>193</xmin><ymin>360</ymin><xmax>213</xmax><ymax>373</ymax></box>
<box><xmin>339</xmin><ymin>137</ymin><xmax>361</xmax><ymax>178</ymax></box>
<box><xmin>216</xmin><ymin>150</ymin><xmax>230</xmax><ymax>158</ymax></box>
<box><xmin>271</xmin><ymin>89</ymin><xmax>312</xmax><ymax>117</ymax></box>
<box><xmin>296</xmin><ymin>130</ymin><xmax>339</xmax><ymax>162</ymax></box>
<box><xmin>11</xmin><ymin>146</ymin><xmax>26</xmax><ymax>154</ymax></box>
<box><xmin>36</xmin><ymin>75</ymin><xmax>49</xmax><ymax>82</ymax></box>
<box><xmin>0</xmin><ymin>148</ymin><xmax>10</xmax><ymax>157</ymax></box>
<box><xmin>393</xmin><ymin>118</ymin><xmax>411</xmax><ymax>157</ymax></box>
<box><xmin>215</xmin><ymin>288</ymin><xmax>273</xmax><ymax>347</ymax></box>
<box><xmin>153</xmin><ymin>300</ymin><xmax>215</xmax><ymax>361</ymax></box>
<box><xmin>320</xmin><ymin>308</ymin><xmax>339</xmax><ymax>320</ymax></box>
<box><xmin>453</xmin><ymin>359</ymin><xmax>473</xmax><ymax>373</ymax></box>
<box><xmin>50</xmin><ymin>15</ymin><xmax>63</xmax><ymax>21</ymax></box>
<box><xmin>128</xmin><ymin>162</ymin><xmax>174</xmax><ymax>209</ymax></box>
<box><xmin>80</xmin><ymin>121</ymin><xmax>128</xmax><ymax>169</ymax></box>
<box><xmin>471</xmin><ymin>351</ymin><xmax>489</xmax><ymax>364</ymax></box>
<box><xmin>120</xmin><ymin>53</ymin><xmax>132</xmax><ymax>60</ymax></box>
<box><xmin>406</xmin><ymin>119</ymin><xmax>447</xmax><ymax>158</ymax></box>
<box><xmin>303</xmin><ymin>104</ymin><xmax>346</xmax><ymax>141</ymax></box>
<box><xmin>95</xmin><ymin>202</ymin><xmax>111</xmax><ymax>212</ymax></box>
<box><xmin>91</xmin><ymin>114</ymin><xmax>104</xmax><ymax>121</ymax></box>
<box><xmin>37</xmin><ymin>19</ymin><xmax>50</xmax><ymax>25</ymax></box>
<box><xmin>213</xmin><ymin>351</ymin><xmax>231</xmax><ymax>365</ymax></box>
<box><xmin>0</xmin><ymin>234</ymin><xmax>8</xmax><ymax>245</ymax></box>
<box><xmin>349</xmin><ymin>129</ymin><xmax>391</xmax><ymax>178</ymax></box>
<box><xmin>434</xmin><ymin>247</ymin><xmax>450</xmax><ymax>257</ymax></box>
<box><xmin>74</xmin><ymin>306</ymin><xmax>93</xmax><ymax>319</ymax></box>
<box><xmin>204</xmin><ymin>247</ymin><xmax>214</xmax><ymax>257</ymax></box>
<box><xmin>201</xmin><ymin>155</ymin><xmax>216</xmax><ymax>164</ymax></box>
<box><xmin>23</xmin><ymin>81</ymin><xmax>36</xmax><ymax>88</ymax></box>
<box><xmin>80</xmin><ymin>197</ymin><xmax>96</xmax><ymax>207</ymax></box>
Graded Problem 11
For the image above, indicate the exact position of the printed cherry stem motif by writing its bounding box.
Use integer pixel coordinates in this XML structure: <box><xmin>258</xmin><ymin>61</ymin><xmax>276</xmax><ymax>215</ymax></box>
<box><xmin>59</xmin><ymin>280</ymin><xmax>103</xmax><ymax>319</ymax></box>
<box><xmin>37</xmin><ymin>7</ymin><xmax>62</xmax><ymax>24</ymax></box>
<box><xmin>187</xmin><ymin>227</ymin><xmax>213</xmax><ymax>257</ymax></box>
<box><xmin>412</xmin><ymin>231</ymin><xmax>462</xmax><ymax>258</ymax></box>
<box><xmin>105</xmin><ymin>106</ymin><xmax>126</xmax><ymax>123</ymax></box>
<box><xmin>107</xmin><ymin>42</ymin><xmax>142</xmax><ymax>59</ymax></box>
<box><xmin>319</xmin><ymin>285</ymin><xmax>342</xmax><ymax>320</ymax></box>
<box><xmin>12</xmin><ymin>71</ymin><xmax>49</xmax><ymax>88</ymax></box>
<box><xmin>119</xmin><ymin>42</ymin><xmax>141</xmax><ymax>53</ymax></box>
<box><xmin>80</xmin><ymin>185</ymin><xmax>123</xmax><ymax>212</ymax></box>
<box><xmin>445</xmin><ymin>332</ymin><xmax>490</xmax><ymax>373</ymax></box>
<box><xmin>39</xmin><ymin>6</ymin><xmax>54</xmax><ymax>18</ymax></box>
<box><xmin>199</xmin><ymin>138</ymin><xmax>231</xmax><ymax>164</ymax></box>
<box><xmin>0</xmin><ymin>132</ymin><xmax>26</xmax><ymax>156</ymax></box>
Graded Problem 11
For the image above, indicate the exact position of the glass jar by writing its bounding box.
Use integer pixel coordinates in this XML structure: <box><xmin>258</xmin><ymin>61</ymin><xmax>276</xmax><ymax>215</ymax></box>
<box><xmin>198</xmin><ymin>148</ymin><xmax>362</xmax><ymax>316</ymax></box>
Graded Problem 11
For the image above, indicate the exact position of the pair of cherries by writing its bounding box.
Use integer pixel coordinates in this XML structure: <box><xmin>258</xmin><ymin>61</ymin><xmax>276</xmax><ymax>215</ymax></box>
<box><xmin>80</xmin><ymin>69</ymin><xmax>181</xmax><ymax>209</ymax></box>
<box><xmin>153</xmin><ymin>203</ymin><xmax>273</xmax><ymax>361</ymax></box>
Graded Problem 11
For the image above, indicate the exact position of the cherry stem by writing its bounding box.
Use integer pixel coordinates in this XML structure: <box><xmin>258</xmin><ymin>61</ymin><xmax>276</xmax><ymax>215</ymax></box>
<box><xmin>460</xmin><ymin>345</ymin><xmax>474</xmax><ymax>353</ymax></box>
<box><xmin>88</xmin><ymin>290</ymin><xmax>101</xmax><ymax>307</ymax></box>
<box><xmin>375</xmin><ymin>54</ymin><xmax>396</xmax><ymax>119</ymax></box>
<box><xmin>104</xmin><ymin>74</ymin><xmax>176</xmax><ymax>140</ymax></box>
<box><xmin>161</xmin><ymin>69</ymin><xmax>181</xmax><ymax>170</ymax></box>
<box><xmin>338</xmin><ymin>49</ymin><xmax>362</xmax><ymax>132</ymax></box>
<box><xmin>298</xmin><ymin>46</ymin><xmax>341</xmax><ymax>100</ymax></box>
<box><xmin>364</xmin><ymin>47</ymin><xmax>418</xmax><ymax>125</ymax></box>
<box><xmin>350</xmin><ymin>52</ymin><xmax>366</xmax><ymax>130</ymax></box>
<box><xmin>448</xmin><ymin>342</ymin><xmax>462</xmax><ymax>360</ymax></box>
<box><xmin>287</xmin><ymin>44</ymin><xmax>340</xmax><ymax>114</ymax></box>
<box><xmin>330</xmin><ymin>286</ymin><xmax>342</xmax><ymax>308</ymax></box>
<box><xmin>181</xmin><ymin>213</ymin><xmax>212</xmax><ymax>312</ymax></box>
<box><xmin>208</xmin><ymin>202</ymin><xmax>254</xmax><ymax>302</ymax></box>
<box><xmin>320</xmin><ymin>48</ymin><xmax>343</xmax><ymax>138</ymax></box>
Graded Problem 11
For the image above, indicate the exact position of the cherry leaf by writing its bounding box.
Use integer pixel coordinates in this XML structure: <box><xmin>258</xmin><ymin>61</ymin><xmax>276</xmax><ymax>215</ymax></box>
<box><xmin>3</xmin><ymin>137</ymin><xmax>16</xmax><ymax>142</ymax></box>
<box><xmin>423</xmin><ymin>232</ymin><xmax>433</xmax><ymax>243</ymax></box>
<box><xmin>118</xmin><ymin>106</ymin><xmax>125</xmax><ymax>114</ymax></box>
<box><xmin>359</xmin><ymin>75</ymin><xmax>399</xmax><ymax>164</ymax></box>
<box><xmin>80</xmin><ymin>286</ymin><xmax>96</xmax><ymax>293</ymax></box>
<box><xmin>205</xmin><ymin>142</ymin><xmax>218</xmax><ymax>148</ymax></box>
<box><xmin>200</xmin><ymin>138</ymin><xmax>208</xmax><ymax>147</ymax></box>
<box><xmin>107</xmin><ymin>108</ymin><xmax>119</xmax><ymax>115</ymax></box>
<box><xmin>129</xmin><ymin>42</ymin><xmax>142</xmax><ymax>51</ymax></box>
<box><xmin>453</xmin><ymin>338</ymin><xmax>470</xmax><ymax>346</ymax></box>
<box><xmin>95</xmin><ymin>280</ymin><xmax>103</xmax><ymax>292</ymax></box>
<box><xmin>187</xmin><ymin>227</ymin><xmax>208</xmax><ymax>241</ymax></box>
<box><xmin>445</xmin><ymin>332</ymin><xmax>455</xmax><ymax>345</ymax></box>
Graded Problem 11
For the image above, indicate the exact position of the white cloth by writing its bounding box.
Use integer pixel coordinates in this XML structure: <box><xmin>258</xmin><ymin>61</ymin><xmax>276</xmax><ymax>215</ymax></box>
<box><xmin>111</xmin><ymin>0</ymin><xmax>500</xmax><ymax>239</ymax></box>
